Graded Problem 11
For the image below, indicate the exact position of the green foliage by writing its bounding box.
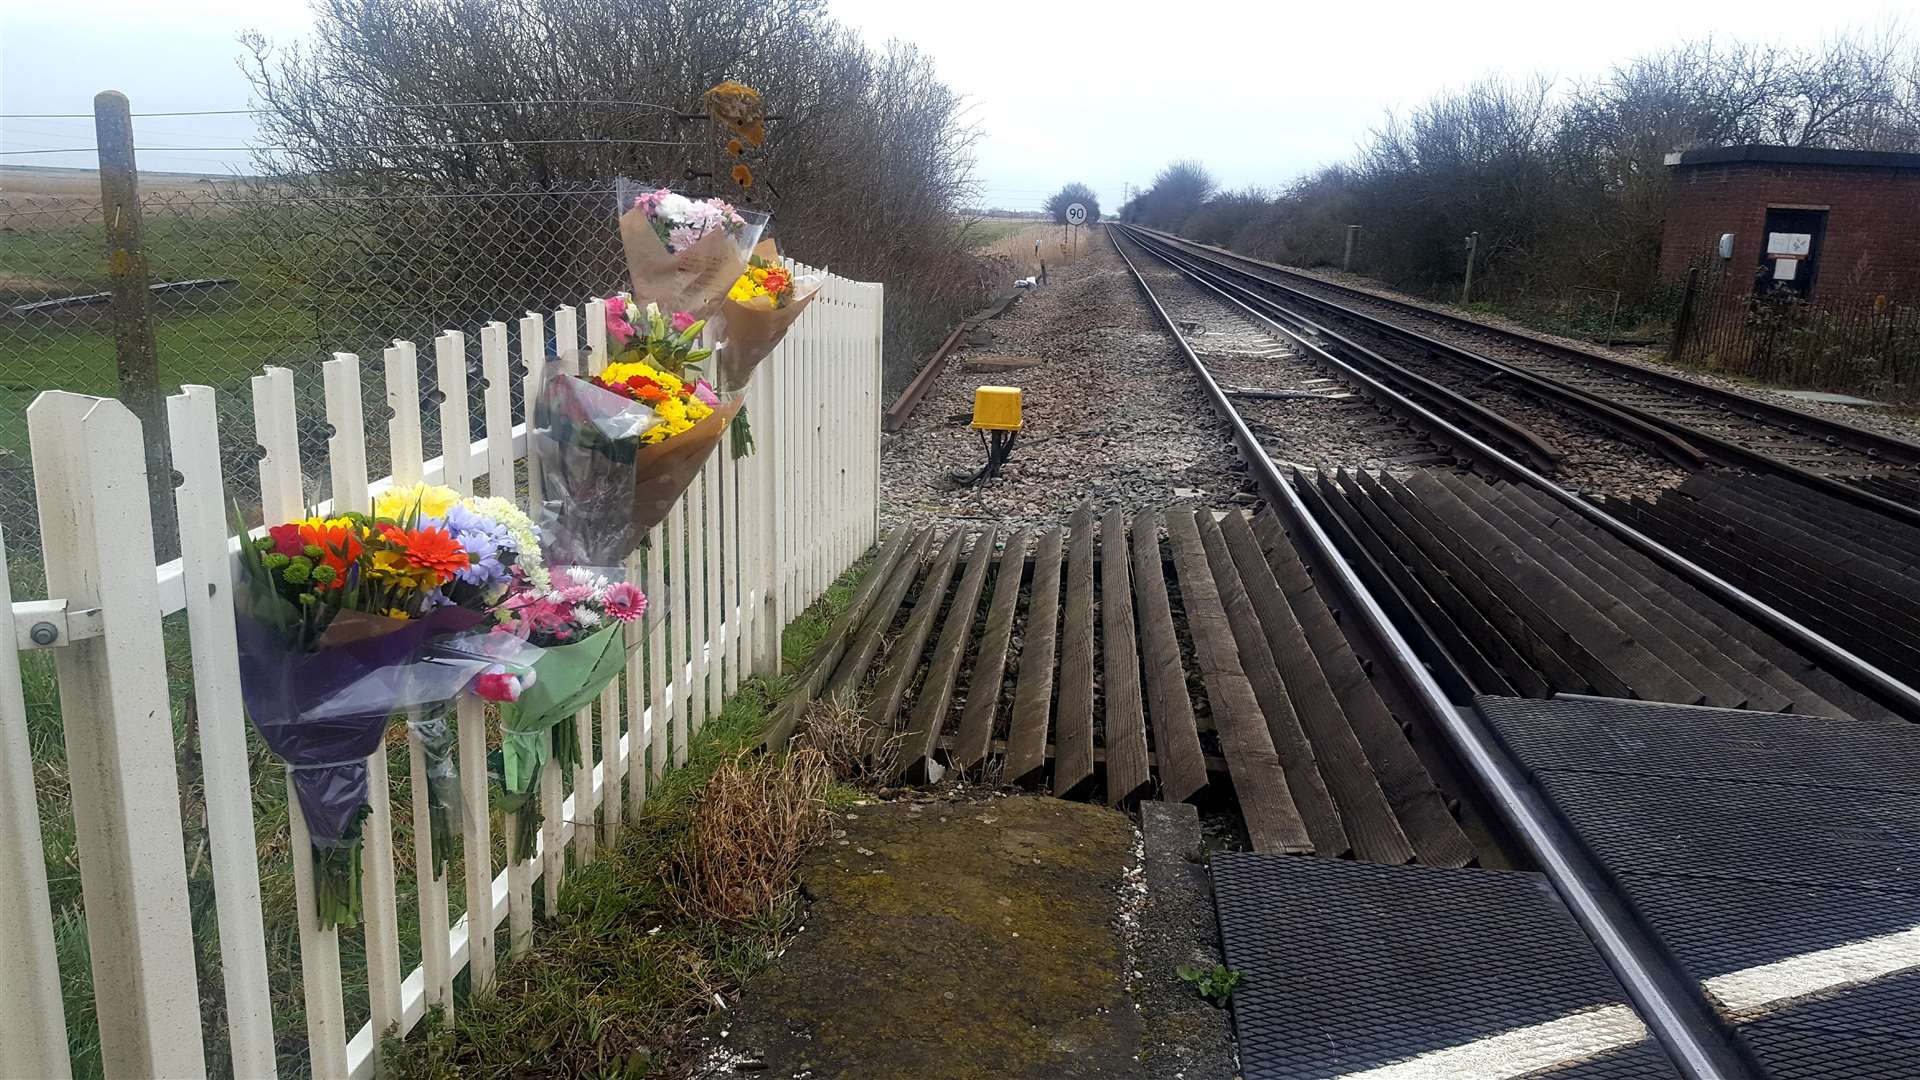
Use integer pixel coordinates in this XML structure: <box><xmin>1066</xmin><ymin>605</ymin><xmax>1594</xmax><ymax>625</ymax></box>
<box><xmin>1176</xmin><ymin>963</ymin><xmax>1242</xmax><ymax>1006</ymax></box>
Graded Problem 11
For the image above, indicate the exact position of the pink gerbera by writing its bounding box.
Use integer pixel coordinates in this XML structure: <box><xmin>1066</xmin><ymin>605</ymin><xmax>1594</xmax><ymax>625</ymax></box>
<box><xmin>604</xmin><ymin>581</ymin><xmax>648</xmax><ymax>623</ymax></box>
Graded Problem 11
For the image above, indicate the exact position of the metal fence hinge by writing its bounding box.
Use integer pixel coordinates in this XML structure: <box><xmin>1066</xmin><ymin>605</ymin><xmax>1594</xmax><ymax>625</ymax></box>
<box><xmin>11</xmin><ymin>599</ymin><xmax>105</xmax><ymax>651</ymax></box>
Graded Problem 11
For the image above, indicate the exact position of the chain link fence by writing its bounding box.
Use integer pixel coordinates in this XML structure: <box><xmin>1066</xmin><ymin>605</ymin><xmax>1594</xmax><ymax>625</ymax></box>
<box><xmin>2</xmin><ymin>180</ymin><xmax>636</xmax><ymax>551</ymax></box>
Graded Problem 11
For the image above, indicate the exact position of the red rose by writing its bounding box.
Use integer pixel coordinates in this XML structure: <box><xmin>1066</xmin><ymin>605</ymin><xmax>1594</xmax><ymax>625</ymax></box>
<box><xmin>269</xmin><ymin>522</ymin><xmax>305</xmax><ymax>557</ymax></box>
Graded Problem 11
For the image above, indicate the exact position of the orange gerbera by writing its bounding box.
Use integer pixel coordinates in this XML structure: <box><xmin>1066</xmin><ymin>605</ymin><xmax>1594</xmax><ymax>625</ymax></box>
<box><xmin>731</xmin><ymin>163</ymin><xmax>753</xmax><ymax>188</ymax></box>
<box><xmin>299</xmin><ymin>519</ymin><xmax>364</xmax><ymax>590</ymax></box>
<box><xmin>379</xmin><ymin>523</ymin><xmax>470</xmax><ymax>584</ymax></box>
<box><xmin>759</xmin><ymin>266</ymin><xmax>791</xmax><ymax>295</ymax></box>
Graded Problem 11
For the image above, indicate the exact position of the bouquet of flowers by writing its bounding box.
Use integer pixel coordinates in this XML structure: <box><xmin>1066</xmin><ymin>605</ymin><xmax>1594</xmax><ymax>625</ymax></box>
<box><xmin>366</xmin><ymin>483</ymin><xmax>545</xmax><ymax>875</ymax></box>
<box><xmin>232</xmin><ymin>499</ymin><xmax>515</xmax><ymax>928</ymax></box>
<box><xmin>617</xmin><ymin>182</ymin><xmax>768</xmax><ymax>320</ymax></box>
<box><xmin>715</xmin><ymin>238</ymin><xmax>823</xmax><ymax>391</ymax></box>
<box><xmin>480</xmin><ymin>567</ymin><xmax>649</xmax><ymax>860</ymax></box>
<box><xmin>531</xmin><ymin>300</ymin><xmax>742</xmax><ymax>574</ymax></box>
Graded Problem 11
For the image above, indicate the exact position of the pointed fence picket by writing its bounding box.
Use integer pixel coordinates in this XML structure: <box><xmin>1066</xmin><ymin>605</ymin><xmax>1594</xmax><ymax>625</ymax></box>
<box><xmin>1</xmin><ymin>264</ymin><xmax>879</xmax><ymax>1079</ymax></box>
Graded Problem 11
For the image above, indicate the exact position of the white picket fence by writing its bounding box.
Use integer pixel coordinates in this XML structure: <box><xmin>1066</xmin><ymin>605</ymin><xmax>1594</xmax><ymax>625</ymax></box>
<box><xmin>0</xmin><ymin>269</ymin><xmax>881</xmax><ymax>1079</ymax></box>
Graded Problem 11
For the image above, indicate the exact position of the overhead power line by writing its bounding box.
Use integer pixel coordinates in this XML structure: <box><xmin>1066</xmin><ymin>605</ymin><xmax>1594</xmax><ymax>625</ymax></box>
<box><xmin>0</xmin><ymin>98</ymin><xmax>682</xmax><ymax>120</ymax></box>
<box><xmin>2</xmin><ymin>137</ymin><xmax>694</xmax><ymax>157</ymax></box>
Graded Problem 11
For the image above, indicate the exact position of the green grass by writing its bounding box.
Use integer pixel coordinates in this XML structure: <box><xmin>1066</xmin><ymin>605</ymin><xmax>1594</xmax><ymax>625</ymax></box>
<box><xmin>1</xmin><ymin>208</ymin><xmax>328</xmax><ymax>457</ymax></box>
<box><xmin>23</xmin><ymin>540</ymin><xmax>876</xmax><ymax>1078</ymax></box>
<box><xmin>379</xmin><ymin>556</ymin><xmax>875</xmax><ymax>1077</ymax></box>
<box><xmin>958</xmin><ymin>216</ymin><xmax>1036</xmax><ymax>249</ymax></box>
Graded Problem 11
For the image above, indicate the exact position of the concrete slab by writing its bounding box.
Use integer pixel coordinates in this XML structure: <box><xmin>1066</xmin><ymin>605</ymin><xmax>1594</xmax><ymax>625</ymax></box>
<box><xmin>1776</xmin><ymin>389</ymin><xmax>1881</xmax><ymax>407</ymax></box>
<box><xmin>1136</xmin><ymin>802</ymin><xmax>1235</xmax><ymax>1080</ymax></box>
<box><xmin>694</xmin><ymin>796</ymin><xmax>1143</xmax><ymax>1079</ymax></box>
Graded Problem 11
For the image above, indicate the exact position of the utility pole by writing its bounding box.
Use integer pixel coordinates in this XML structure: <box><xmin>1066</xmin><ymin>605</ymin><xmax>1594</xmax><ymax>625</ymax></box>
<box><xmin>1460</xmin><ymin>231</ymin><xmax>1480</xmax><ymax>305</ymax></box>
<box><xmin>1342</xmin><ymin>224</ymin><xmax>1361</xmax><ymax>272</ymax></box>
<box><xmin>96</xmin><ymin>90</ymin><xmax>176</xmax><ymax>558</ymax></box>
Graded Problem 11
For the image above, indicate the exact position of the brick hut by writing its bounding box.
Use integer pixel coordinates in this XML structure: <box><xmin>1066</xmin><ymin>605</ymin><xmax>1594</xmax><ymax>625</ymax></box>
<box><xmin>1659</xmin><ymin>145</ymin><xmax>1920</xmax><ymax>304</ymax></box>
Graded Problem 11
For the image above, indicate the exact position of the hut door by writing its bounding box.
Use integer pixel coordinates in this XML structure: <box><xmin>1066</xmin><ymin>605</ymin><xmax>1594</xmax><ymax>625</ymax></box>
<box><xmin>1757</xmin><ymin>208</ymin><xmax>1825</xmax><ymax>299</ymax></box>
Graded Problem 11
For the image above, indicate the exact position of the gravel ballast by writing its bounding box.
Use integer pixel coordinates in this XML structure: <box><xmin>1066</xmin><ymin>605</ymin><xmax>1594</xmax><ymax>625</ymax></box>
<box><xmin>881</xmin><ymin>229</ymin><xmax>1242</xmax><ymax>536</ymax></box>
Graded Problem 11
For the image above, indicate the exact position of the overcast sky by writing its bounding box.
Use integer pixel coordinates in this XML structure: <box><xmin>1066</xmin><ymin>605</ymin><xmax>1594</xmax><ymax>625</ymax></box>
<box><xmin>3</xmin><ymin>0</ymin><xmax>1910</xmax><ymax>210</ymax></box>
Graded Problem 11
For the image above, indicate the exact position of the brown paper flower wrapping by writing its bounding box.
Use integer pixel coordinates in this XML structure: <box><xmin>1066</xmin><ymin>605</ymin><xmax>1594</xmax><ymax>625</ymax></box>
<box><xmin>619</xmin><ymin>206</ymin><xmax>752</xmax><ymax>322</ymax></box>
<box><xmin>713</xmin><ymin>239</ymin><xmax>826</xmax><ymax>391</ymax></box>
<box><xmin>715</xmin><ymin>289</ymin><xmax>820</xmax><ymax>390</ymax></box>
<box><xmin>531</xmin><ymin>371</ymin><xmax>743</xmax><ymax>574</ymax></box>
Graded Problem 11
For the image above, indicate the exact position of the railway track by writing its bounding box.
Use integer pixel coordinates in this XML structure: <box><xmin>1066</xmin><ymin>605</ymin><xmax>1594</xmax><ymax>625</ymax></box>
<box><xmin>1127</xmin><ymin>224</ymin><xmax>1920</xmax><ymax>528</ymax></box>
<box><xmin>1112</xmin><ymin>221</ymin><xmax>1920</xmax><ymax>1078</ymax></box>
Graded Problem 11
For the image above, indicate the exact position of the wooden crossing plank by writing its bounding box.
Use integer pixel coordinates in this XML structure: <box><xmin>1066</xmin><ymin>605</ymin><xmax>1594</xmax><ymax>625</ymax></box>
<box><xmin>764</xmin><ymin>527</ymin><xmax>919</xmax><ymax>747</ymax></box>
<box><xmin>1348</xmin><ymin>469</ymin><xmax>1546</xmax><ymax>698</ymax></box>
<box><xmin>1251</xmin><ymin>509</ymin><xmax>1480</xmax><ymax>869</ymax></box>
<box><xmin>867</xmin><ymin>530</ymin><xmax>967</xmax><ymax>745</ymax></box>
<box><xmin>1100</xmin><ymin>510</ymin><xmax>1152</xmax><ymax>806</ymax></box>
<box><xmin>1214</xmin><ymin>511</ymin><xmax>1413</xmax><ymax>865</ymax></box>
<box><xmin>1053</xmin><ymin>507</ymin><xmax>1098</xmax><ymax>800</ymax></box>
<box><xmin>1500</xmin><ymin>485</ymin><xmax>1830</xmax><ymax>716</ymax></box>
<box><xmin>1437</xmin><ymin>473</ymin><xmax>1755</xmax><ymax>710</ymax></box>
<box><xmin>1373</xmin><ymin>472</ymin><xmax>1609</xmax><ymax>697</ymax></box>
<box><xmin>1404</xmin><ymin>471</ymin><xmax>1702</xmax><ymax>704</ymax></box>
<box><xmin>949</xmin><ymin>528</ymin><xmax>1031</xmax><ymax>771</ymax></box>
<box><xmin>1006</xmin><ymin>527</ymin><xmax>1066</xmax><ymax>787</ymax></box>
<box><xmin>897</xmin><ymin>529</ymin><xmax>998</xmax><ymax>782</ymax></box>
<box><xmin>1164</xmin><ymin>511</ymin><xmax>1314</xmax><ymax>855</ymax></box>
<box><xmin>1320</xmin><ymin>472</ymin><xmax>1512</xmax><ymax>699</ymax></box>
<box><xmin>1132</xmin><ymin>512</ymin><xmax>1207</xmax><ymax>804</ymax></box>
<box><xmin>1192</xmin><ymin>511</ymin><xmax>1349</xmax><ymax>856</ymax></box>
<box><xmin>823</xmin><ymin>529</ymin><xmax>935</xmax><ymax>703</ymax></box>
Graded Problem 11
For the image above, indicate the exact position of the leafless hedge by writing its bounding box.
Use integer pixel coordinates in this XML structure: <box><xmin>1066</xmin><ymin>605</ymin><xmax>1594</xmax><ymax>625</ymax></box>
<box><xmin>243</xmin><ymin>0</ymin><xmax>995</xmax><ymax>392</ymax></box>
<box><xmin>1122</xmin><ymin>30</ymin><xmax>1920</xmax><ymax>309</ymax></box>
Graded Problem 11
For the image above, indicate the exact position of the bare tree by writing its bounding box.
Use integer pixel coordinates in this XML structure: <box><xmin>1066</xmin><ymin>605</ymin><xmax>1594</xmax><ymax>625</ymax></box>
<box><xmin>240</xmin><ymin>0</ymin><xmax>989</xmax><ymax>389</ymax></box>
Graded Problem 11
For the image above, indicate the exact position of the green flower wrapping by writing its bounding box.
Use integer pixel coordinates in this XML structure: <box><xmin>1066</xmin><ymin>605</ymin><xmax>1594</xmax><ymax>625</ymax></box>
<box><xmin>495</xmin><ymin>623</ymin><xmax>629</xmax><ymax>861</ymax></box>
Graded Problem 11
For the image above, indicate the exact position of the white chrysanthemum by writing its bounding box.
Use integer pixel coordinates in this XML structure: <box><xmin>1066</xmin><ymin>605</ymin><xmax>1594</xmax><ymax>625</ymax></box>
<box><xmin>574</xmin><ymin>606</ymin><xmax>603</xmax><ymax>628</ymax></box>
<box><xmin>655</xmin><ymin>192</ymin><xmax>692</xmax><ymax>223</ymax></box>
<box><xmin>466</xmin><ymin>495</ymin><xmax>548</xmax><ymax>590</ymax></box>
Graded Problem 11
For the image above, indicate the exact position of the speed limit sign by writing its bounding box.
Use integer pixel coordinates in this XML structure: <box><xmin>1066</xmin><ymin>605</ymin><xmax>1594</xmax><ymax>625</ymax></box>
<box><xmin>1065</xmin><ymin>202</ymin><xmax>1087</xmax><ymax>226</ymax></box>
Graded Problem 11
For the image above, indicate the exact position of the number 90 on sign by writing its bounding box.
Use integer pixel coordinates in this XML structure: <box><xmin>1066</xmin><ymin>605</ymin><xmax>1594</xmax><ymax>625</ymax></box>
<box><xmin>1065</xmin><ymin>203</ymin><xmax>1087</xmax><ymax>226</ymax></box>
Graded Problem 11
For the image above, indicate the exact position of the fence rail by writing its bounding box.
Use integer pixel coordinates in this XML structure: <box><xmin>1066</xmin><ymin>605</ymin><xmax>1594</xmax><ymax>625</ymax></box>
<box><xmin>3</xmin><ymin>266</ymin><xmax>881</xmax><ymax>1078</ymax></box>
<box><xmin>1670</xmin><ymin>267</ymin><xmax>1920</xmax><ymax>401</ymax></box>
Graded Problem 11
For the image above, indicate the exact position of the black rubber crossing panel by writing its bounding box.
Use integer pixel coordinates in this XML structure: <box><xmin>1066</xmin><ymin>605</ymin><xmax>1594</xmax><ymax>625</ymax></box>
<box><xmin>1478</xmin><ymin>695</ymin><xmax>1920</xmax><ymax>1079</ymax></box>
<box><xmin>1736</xmin><ymin>1019</ymin><xmax>1920</xmax><ymax>1079</ymax></box>
<box><xmin>1611</xmin><ymin>873</ymin><xmax>1919</xmax><ymax>978</ymax></box>
<box><xmin>1480</xmin><ymin>695</ymin><xmax>1920</xmax><ymax>792</ymax></box>
<box><xmin>1211</xmin><ymin>853</ymin><xmax>1679</xmax><ymax>1079</ymax></box>
<box><xmin>1532</xmin><ymin>770</ymin><xmax>1920</xmax><ymax>895</ymax></box>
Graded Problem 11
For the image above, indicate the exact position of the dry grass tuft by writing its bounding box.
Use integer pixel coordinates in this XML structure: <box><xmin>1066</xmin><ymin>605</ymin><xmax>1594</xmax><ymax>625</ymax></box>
<box><xmin>796</xmin><ymin>694</ymin><xmax>904</xmax><ymax>785</ymax></box>
<box><xmin>671</xmin><ymin>747</ymin><xmax>834</xmax><ymax>924</ymax></box>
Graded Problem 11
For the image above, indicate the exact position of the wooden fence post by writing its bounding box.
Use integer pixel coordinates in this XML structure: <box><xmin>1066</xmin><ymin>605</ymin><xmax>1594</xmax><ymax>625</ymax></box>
<box><xmin>29</xmin><ymin>391</ymin><xmax>204</xmax><ymax>1079</ymax></box>
<box><xmin>94</xmin><ymin>91</ymin><xmax>176</xmax><ymax>559</ymax></box>
<box><xmin>0</xmin><ymin>525</ymin><xmax>72</xmax><ymax>1079</ymax></box>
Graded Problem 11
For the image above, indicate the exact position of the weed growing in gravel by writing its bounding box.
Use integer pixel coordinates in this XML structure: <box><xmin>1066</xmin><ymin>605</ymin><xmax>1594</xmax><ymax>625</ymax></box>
<box><xmin>1177</xmin><ymin>963</ymin><xmax>1242</xmax><ymax>1007</ymax></box>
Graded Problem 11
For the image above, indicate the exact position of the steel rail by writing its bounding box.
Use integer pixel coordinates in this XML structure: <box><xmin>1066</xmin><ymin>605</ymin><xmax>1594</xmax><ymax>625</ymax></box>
<box><xmin>1130</xmin><ymin>229</ymin><xmax>1710</xmax><ymax>472</ymax></box>
<box><xmin>1136</xmin><ymin>239</ymin><xmax>1566</xmax><ymax>474</ymax></box>
<box><xmin>1142</xmin><ymin>226</ymin><xmax>1920</xmax><ymax>469</ymax></box>
<box><xmin>1135</xmin><ymin>226</ymin><xmax>1920</xmax><ymax>529</ymax></box>
<box><xmin>1115</xmin><ymin>222</ymin><xmax>1920</xmax><ymax>720</ymax></box>
<box><xmin>1110</xmin><ymin>226</ymin><xmax>1756</xmax><ymax>1079</ymax></box>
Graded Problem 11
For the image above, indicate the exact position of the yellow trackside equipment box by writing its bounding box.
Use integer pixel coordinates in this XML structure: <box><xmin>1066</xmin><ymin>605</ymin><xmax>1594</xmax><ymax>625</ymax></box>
<box><xmin>971</xmin><ymin>385</ymin><xmax>1023</xmax><ymax>431</ymax></box>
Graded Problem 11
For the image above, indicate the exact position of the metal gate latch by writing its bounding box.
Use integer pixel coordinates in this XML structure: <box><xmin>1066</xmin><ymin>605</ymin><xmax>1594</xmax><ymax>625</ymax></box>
<box><xmin>12</xmin><ymin>599</ymin><xmax>106</xmax><ymax>651</ymax></box>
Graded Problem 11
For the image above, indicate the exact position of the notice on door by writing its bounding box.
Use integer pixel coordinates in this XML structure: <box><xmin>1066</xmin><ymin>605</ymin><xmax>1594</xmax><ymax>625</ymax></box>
<box><xmin>1767</xmin><ymin>232</ymin><xmax>1813</xmax><ymax>257</ymax></box>
<box><xmin>1774</xmin><ymin>258</ymin><xmax>1799</xmax><ymax>281</ymax></box>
